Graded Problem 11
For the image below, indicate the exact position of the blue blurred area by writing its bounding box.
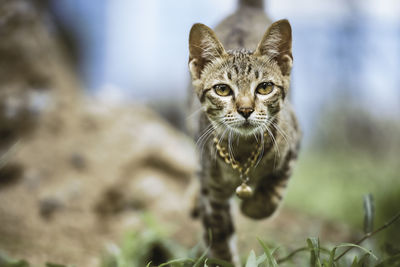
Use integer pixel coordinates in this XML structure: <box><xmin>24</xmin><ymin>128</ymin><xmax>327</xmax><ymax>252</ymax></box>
<box><xmin>50</xmin><ymin>0</ymin><xmax>107</xmax><ymax>92</ymax></box>
<box><xmin>50</xmin><ymin>0</ymin><xmax>400</xmax><ymax>139</ymax></box>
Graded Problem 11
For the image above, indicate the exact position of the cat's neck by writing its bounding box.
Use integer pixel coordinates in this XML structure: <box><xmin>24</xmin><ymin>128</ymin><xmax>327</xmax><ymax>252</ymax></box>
<box><xmin>214</xmin><ymin>120</ymin><xmax>277</xmax><ymax>163</ymax></box>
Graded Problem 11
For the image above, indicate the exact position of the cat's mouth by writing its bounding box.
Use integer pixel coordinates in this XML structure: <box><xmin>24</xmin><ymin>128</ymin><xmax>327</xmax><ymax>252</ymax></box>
<box><xmin>223</xmin><ymin>119</ymin><xmax>261</xmax><ymax>136</ymax></box>
<box><xmin>235</xmin><ymin>120</ymin><xmax>258</xmax><ymax>131</ymax></box>
<box><xmin>241</xmin><ymin>121</ymin><xmax>251</xmax><ymax>127</ymax></box>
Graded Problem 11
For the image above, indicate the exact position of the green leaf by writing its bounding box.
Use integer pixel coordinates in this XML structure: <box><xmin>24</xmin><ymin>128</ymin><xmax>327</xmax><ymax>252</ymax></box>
<box><xmin>206</xmin><ymin>258</ymin><xmax>234</xmax><ymax>267</ymax></box>
<box><xmin>257</xmin><ymin>238</ymin><xmax>278</xmax><ymax>267</ymax></box>
<box><xmin>363</xmin><ymin>194</ymin><xmax>374</xmax><ymax>234</ymax></box>
<box><xmin>349</xmin><ymin>254</ymin><xmax>371</xmax><ymax>267</ymax></box>
<box><xmin>146</xmin><ymin>262</ymin><xmax>152</xmax><ymax>267</ymax></box>
<box><xmin>0</xmin><ymin>252</ymin><xmax>30</xmax><ymax>267</ymax></box>
<box><xmin>350</xmin><ymin>256</ymin><xmax>359</xmax><ymax>267</ymax></box>
<box><xmin>46</xmin><ymin>264</ymin><xmax>72</xmax><ymax>267</ymax></box>
<box><xmin>45</xmin><ymin>264</ymin><xmax>69</xmax><ymax>267</ymax></box>
<box><xmin>256</xmin><ymin>253</ymin><xmax>267</xmax><ymax>265</ymax></box>
<box><xmin>157</xmin><ymin>258</ymin><xmax>194</xmax><ymax>267</ymax></box>
<box><xmin>357</xmin><ymin>253</ymin><xmax>370</xmax><ymax>266</ymax></box>
<box><xmin>334</xmin><ymin>243</ymin><xmax>378</xmax><ymax>261</ymax></box>
<box><xmin>307</xmin><ymin>237</ymin><xmax>322</xmax><ymax>267</ymax></box>
<box><xmin>321</xmin><ymin>258</ymin><xmax>331</xmax><ymax>267</ymax></box>
<box><xmin>327</xmin><ymin>246</ymin><xmax>337</xmax><ymax>267</ymax></box>
<box><xmin>193</xmin><ymin>248</ymin><xmax>209</xmax><ymax>267</ymax></box>
<box><xmin>188</xmin><ymin>244</ymin><xmax>202</xmax><ymax>260</ymax></box>
<box><xmin>245</xmin><ymin>250</ymin><xmax>257</xmax><ymax>267</ymax></box>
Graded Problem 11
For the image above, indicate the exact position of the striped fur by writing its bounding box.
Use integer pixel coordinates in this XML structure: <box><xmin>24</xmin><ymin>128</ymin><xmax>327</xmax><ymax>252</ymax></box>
<box><xmin>188</xmin><ymin>3</ymin><xmax>301</xmax><ymax>265</ymax></box>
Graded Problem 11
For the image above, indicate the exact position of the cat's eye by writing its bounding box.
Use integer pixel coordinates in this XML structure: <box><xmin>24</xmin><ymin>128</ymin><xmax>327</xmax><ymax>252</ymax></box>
<box><xmin>213</xmin><ymin>84</ymin><xmax>232</xmax><ymax>96</ymax></box>
<box><xmin>256</xmin><ymin>82</ymin><xmax>274</xmax><ymax>95</ymax></box>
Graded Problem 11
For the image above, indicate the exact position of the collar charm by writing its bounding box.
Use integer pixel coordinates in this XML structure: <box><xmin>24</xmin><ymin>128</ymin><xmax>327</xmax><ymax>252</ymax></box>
<box><xmin>213</xmin><ymin>132</ymin><xmax>267</xmax><ymax>199</ymax></box>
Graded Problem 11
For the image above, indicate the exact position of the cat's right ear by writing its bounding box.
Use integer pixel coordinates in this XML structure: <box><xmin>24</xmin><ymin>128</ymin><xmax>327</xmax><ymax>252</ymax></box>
<box><xmin>189</xmin><ymin>23</ymin><xmax>226</xmax><ymax>80</ymax></box>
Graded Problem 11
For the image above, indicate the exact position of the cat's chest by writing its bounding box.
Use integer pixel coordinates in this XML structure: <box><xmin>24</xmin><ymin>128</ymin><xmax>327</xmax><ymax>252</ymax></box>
<box><xmin>216</xmin><ymin>145</ymin><xmax>280</xmax><ymax>188</ymax></box>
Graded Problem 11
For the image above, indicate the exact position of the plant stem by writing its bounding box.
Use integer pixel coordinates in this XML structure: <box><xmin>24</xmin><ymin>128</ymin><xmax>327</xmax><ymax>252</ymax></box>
<box><xmin>276</xmin><ymin>247</ymin><xmax>331</xmax><ymax>264</ymax></box>
<box><xmin>276</xmin><ymin>247</ymin><xmax>309</xmax><ymax>264</ymax></box>
<box><xmin>334</xmin><ymin>211</ymin><xmax>400</xmax><ymax>262</ymax></box>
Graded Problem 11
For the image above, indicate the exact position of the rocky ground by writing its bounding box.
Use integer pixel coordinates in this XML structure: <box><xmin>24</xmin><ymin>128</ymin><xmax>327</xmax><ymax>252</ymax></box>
<box><xmin>0</xmin><ymin>99</ymin><xmax>356</xmax><ymax>266</ymax></box>
<box><xmin>0</xmin><ymin>100</ymin><xmax>198</xmax><ymax>266</ymax></box>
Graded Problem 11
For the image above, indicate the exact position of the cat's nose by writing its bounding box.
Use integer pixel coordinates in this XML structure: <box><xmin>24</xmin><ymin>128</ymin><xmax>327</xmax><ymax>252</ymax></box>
<box><xmin>238</xmin><ymin>107</ymin><xmax>254</xmax><ymax>119</ymax></box>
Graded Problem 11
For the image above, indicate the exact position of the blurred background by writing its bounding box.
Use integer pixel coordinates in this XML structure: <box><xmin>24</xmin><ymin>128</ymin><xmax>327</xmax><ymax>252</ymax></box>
<box><xmin>0</xmin><ymin>0</ymin><xmax>399</xmax><ymax>266</ymax></box>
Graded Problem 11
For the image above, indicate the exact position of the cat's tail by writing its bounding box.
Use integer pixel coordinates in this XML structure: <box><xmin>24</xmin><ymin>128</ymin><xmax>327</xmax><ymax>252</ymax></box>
<box><xmin>238</xmin><ymin>0</ymin><xmax>264</xmax><ymax>9</ymax></box>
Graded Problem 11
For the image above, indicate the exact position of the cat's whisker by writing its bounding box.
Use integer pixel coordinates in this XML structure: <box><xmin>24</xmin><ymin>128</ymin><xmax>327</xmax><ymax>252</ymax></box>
<box><xmin>268</xmin><ymin>122</ymin><xmax>281</xmax><ymax>169</ymax></box>
<box><xmin>196</xmin><ymin>124</ymin><xmax>214</xmax><ymax>147</ymax></box>
<box><xmin>254</xmin><ymin>128</ymin><xmax>265</xmax><ymax>167</ymax></box>
<box><xmin>228</xmin><ymin>129</ymin><xmax>235</xmax><ymax>162</ymax></box>
<box><xmin>261</xmin><ymin>123</ymin><xmax>280</xmax><ymax>161</ymax></box>
<box><xmin>196</xmin><ymin>126</ymin><xmax>215</xmax><ymax>161</ymax></box>
<box><xmin>270</xmin><ymin>121</ymin><xmax>290</xmax><ymax>146</ymax></box>
<box><xmin>196</xmin><ymin>118</ymin><xmax>226</xmax><ymax>161</ymax></box>
<box><xmin>253</xmin><ymin>131</ymin><xmax>259</xmax><ymax>143</ymax></box>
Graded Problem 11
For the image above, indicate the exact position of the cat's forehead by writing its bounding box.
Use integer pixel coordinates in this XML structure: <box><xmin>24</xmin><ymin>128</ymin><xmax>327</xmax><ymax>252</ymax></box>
<box><xmin>204</xmin><ymin>50</ymin><xmax>255</xmax><ymax>80</ymax></box>
<box><xmin>203</xmin><ymin>48</ymin><xmax>281</xmax><ymax>87</ymax></box>
<box><xmin>226</xmin><ymin>48</ymin><xmax>254</xmax><ymax>57</ymax></box>
<box><xmin>226</xmin><ymin>49</ymin><xmax>254</xmax><ymax>66</ymax></box>
<box><xmin>223</xmin><ymin>49</ymin><xmax>271</xmax><ymax>81</ymax></box>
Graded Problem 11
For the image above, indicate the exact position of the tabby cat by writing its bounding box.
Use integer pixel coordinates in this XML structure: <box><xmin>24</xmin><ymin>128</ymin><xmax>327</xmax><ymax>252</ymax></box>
<box><xmin>187</xmin><ymin>0</ymin><xmax>301</xmax><ymax>264</ymax></box>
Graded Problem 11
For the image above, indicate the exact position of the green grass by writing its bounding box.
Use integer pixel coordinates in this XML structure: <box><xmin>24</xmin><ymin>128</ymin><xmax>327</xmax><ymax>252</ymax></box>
<box><xmin>2</xmin><ymin>241</ymin><xmax>398</xmax><ymax>267</ymax></box>
<box><xmin>286</xmin><ymin>149</ymin><xmax>400</xmax><ymax>229</ymax></box>
<box><xmin>101</xmin><ymin>198</ymin><xmax>400</xmax><ymax>267</ymax></box>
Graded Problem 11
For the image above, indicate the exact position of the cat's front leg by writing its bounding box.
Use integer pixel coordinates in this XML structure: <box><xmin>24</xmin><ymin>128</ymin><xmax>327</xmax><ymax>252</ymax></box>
<box><xmin>240</xmin><ymin>148</ymin><xmax>297</xmax><ymax>219</ymax></box>
<box><xmin>240</xmin><ymin>174</ymin><xmax>288</xmax><ymax>219</ymax></box>
<box><xmin>199</xmin><ymin>181</ymin><xmax>240</xmax><ymax>266</ymax></box>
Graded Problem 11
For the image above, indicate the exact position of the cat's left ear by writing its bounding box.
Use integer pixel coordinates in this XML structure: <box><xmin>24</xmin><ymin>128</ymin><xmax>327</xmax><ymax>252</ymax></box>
<box><xmin>255</xmin><ymin>19</ymin><xmax>293</xmax><ymax>76</ymax></box>
<box><xmin>189</xmin><ymin>23</ymin><xmax>227</xmax><ymax>80</ymax></box>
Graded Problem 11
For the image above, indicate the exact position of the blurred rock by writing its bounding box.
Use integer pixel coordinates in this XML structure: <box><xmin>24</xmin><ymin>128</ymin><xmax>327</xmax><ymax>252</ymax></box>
<box><xmin>0</xmin><ymin>98</ymin><xmax>198</xmax><ymax>266</ymax></box>
<box><xmin>0</xmin><ymin>163</ymin><xmax>23</xmax><ymax>188</ymax></box>
<box><xmin>0</xmin><ymin>0</ymin><xmax>81</xmax><ymax>153</ymax></box>
<box><xmin>0</xmin><ymin>1</ymin><xmax>198</xmax><ymax>265</ymax></box>
<box><xmin>69</xmin><ymin>153</ymin><xmax>87</xmax><ymax>171</ymax></box>
<box><xmin>39</xmin><ymin>196</ymin><xmax>64</xmax><ymax>219</ymax></box>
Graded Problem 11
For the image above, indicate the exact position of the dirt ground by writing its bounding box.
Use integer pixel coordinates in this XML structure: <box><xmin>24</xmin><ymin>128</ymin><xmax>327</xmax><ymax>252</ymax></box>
<box><xmin>0</xmin><ymin>99</ymin><xmax>357</xmax><ymax>266</ymax></box>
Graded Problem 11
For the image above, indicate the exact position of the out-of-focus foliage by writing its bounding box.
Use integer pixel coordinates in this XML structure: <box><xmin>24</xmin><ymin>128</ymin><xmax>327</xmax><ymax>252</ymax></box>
<box><xmin>0</xmin><ymin>251</ymin><xmax>73</xmax><ymax>267</ymax></box>
<box><xmin>286</xmin><ymin>101</ymin><xmax>400</xmax><ymax>247</ymax></box>
<box><xmin>101</xmin><ymin>214</ymin><xmax>187</xmax><ymax>267</ymax></box>
<box><xmin>99</xmin><ymin>196</ymin><xmax>400</xmax><ymax>267</ymax></box>
<box><xmin>0</xmin><ymin>251</ymin><xmax>29</xmax><ymax>267</ymax></box>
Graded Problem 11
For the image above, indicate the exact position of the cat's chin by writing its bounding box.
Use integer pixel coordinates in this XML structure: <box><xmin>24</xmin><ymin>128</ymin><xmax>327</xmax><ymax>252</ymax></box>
<box><xmin>230</xmin><ymin>122</ymin><xmax>261</xmax><ymax>137</ymax></box>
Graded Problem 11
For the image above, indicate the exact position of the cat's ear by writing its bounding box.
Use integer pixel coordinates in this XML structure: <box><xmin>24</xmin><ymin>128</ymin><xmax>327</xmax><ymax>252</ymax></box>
<box><xmin>189</xmin><ymin>23</ymin><xmax>226</xmax><ymax>80</ymax></box>
<box><xmin>255</xmin><ymin>19</ymin><xmax>293</xmax><ymax>76</ymax></box>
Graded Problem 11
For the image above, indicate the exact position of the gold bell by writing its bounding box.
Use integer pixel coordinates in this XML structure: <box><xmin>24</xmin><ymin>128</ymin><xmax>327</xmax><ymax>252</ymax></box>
<box><xmin>235</xmin><ymin>183</ymin><xmax>253</xmax><ymax>199</ymax></box>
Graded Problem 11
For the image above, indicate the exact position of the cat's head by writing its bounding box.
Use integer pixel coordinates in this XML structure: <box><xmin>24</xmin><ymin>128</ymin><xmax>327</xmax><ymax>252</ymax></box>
<box><xmin>188</xmin><ymin>19</ymin><xmax>292</xmax><ymax>136</ymax></box>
